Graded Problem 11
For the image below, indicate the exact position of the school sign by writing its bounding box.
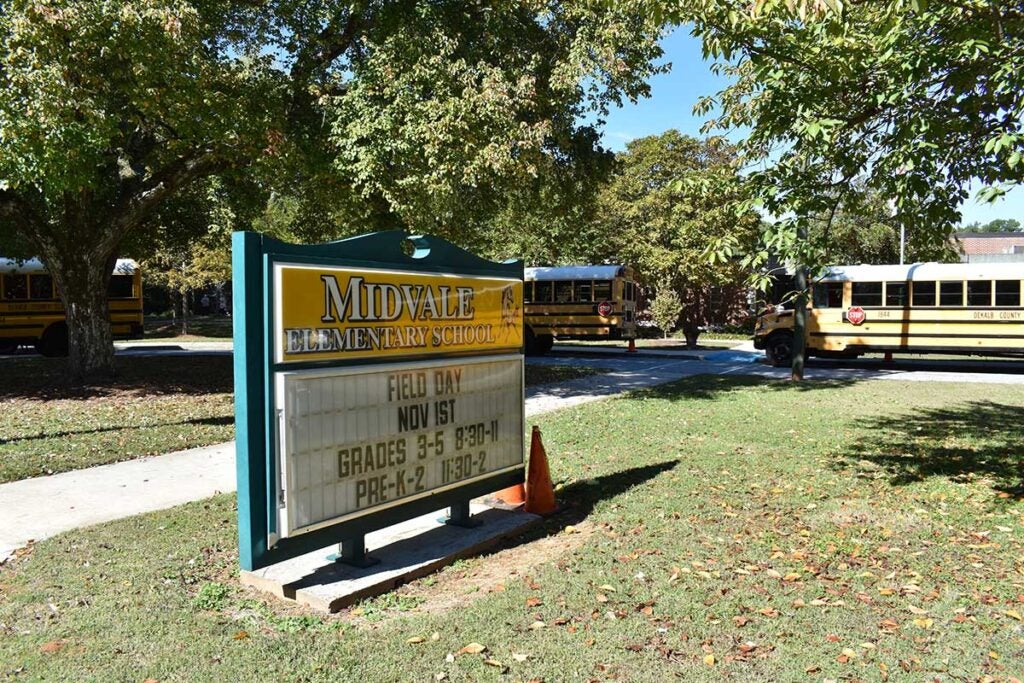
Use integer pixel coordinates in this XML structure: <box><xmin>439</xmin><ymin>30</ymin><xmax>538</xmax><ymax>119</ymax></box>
<box><xmin>233</xmin><ymin>231</ymin><xmax>525</xmax><ymax>571</ymax></box>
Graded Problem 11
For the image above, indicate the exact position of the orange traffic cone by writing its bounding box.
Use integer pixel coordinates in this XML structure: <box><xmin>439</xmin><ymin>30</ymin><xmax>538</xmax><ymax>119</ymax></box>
<box><xmin>493</xmin><ymin>480</ymin><xmax>526</xmax><ymax>505</ymax></box>
<box><xmin>627</xmin><ymin>338</ymin><xmax>637</xmax><ymax>353</ymax></box>
<box><xmin>525</xmin><ymin>426</ymin><xmax>557</xmax><ymax>515</ymax></box>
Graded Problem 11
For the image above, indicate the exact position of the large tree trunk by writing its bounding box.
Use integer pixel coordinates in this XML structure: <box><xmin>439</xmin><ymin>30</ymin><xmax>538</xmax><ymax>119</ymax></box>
<box><xmin>682</xmin><ymin>324</ymin><xmax>700</xmax><ymax>349</ymax></box>
<box><xmin>43</xmin><ymin>248</ymin><xmax>117</xmax><ymax>383</ymax></box>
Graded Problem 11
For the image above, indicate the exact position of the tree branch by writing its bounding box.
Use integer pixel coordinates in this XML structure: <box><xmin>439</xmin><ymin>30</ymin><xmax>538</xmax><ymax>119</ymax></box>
<box><xmin>289</xmin><ymin>7</ymin><xmax>365</xmax><ymax>84</ymax></box>
<box><xmin>102</xmin><ymin>150</ymin><xmax>230</xmax><ymax>256</ymax></box>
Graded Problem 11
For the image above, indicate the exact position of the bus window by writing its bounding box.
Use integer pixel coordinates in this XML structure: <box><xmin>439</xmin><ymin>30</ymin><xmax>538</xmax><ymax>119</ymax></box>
<box><xmin>3</xmin><ymin>274</ymin><xmax>28</xmax><ymax>300</ymax></box>
<box><xmin>912</xmin><ymin>281</ymin><xmax>936</xmax><ymax>306</ymax></box>
<box><xmin>577</xmin><ymin>281</ymin><xmax>593</xmax><ymax>302</ymax></box>
<box><xmin>885</xmin><ymin>281</ymin><xmax>908</xmax><ymax>307</ymax></box>
<box><xmin>812</xmin><ymin>282</ymin><xmax>843</xmax><ymax>308</ymax></box>
<box><xmin>851</xmin><ymin>282</ymin><xmax>882</xmax><ymax>307</ymax></box>
<box><xmin>940</xmin><ymin>281</ymin><xmax>963</xmax><ymax>306</ymax></box>
<box><xmin>554</xmin><ymin>281</ymin><xmax>573</xmax><ymax>303</ymax></box>
<box><xmin>996</xmin><ymin>280</ymin><xmax>1021</xmax><ymax>306</ymax></box>
<box><xmin>534</xmin><ymin>281</ymin><xmax>552</xmax><ymax>303</ymax></box>
<box><xmin>29</xmin><ymin>274</ymin><xmax>53</xmax><ymax>299</ymax></box>
<box><xmin>594</xmin><ymin>280</ymin><xmax>611</xmax><ymax>301</ymax></box>
<box><xmin>109</xmin><ymin>275</ymin><xmax>134</xmax><ymax>298</ymax></box>
<box><xmin>967</xmin><ymin>280</ymin><xmax>992</xmax><ymax>307</ymax></box>
<box><xmin>523</xmin><ymin>281</ymin><xmax>534</xmax><ymax>303</ymax></box>
<box><xmin>624</xmin><ymin>281</ymin><xmax>634</xmax><ymax>301</ymax></box>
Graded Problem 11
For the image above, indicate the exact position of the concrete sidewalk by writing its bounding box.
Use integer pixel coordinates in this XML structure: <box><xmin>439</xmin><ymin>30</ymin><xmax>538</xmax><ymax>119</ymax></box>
<box><xmin>0</xmin><ymin>355</ymin><xmax>734</xmax><ymax>562</ymax></box>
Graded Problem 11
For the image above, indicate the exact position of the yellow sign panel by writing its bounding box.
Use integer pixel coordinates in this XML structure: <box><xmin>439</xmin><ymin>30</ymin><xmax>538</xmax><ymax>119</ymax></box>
<box><xmin>274</xmin><ymin>264</ymin><xmax>523</xmax><ymax>363</ymax></box>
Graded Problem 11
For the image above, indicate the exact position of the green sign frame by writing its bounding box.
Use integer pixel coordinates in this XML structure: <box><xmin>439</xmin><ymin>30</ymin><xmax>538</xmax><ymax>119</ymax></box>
<box><xmin>232</xmin><ymin>230</ymin><xmax>525</xmax><ymax>571</ymax></box>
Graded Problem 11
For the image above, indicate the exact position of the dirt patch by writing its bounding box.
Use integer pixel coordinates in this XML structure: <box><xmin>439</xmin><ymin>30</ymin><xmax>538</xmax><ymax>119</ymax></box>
<box><xmin>392</xmin><ymin>521</ymin><xmax>595</xmax><ymax>614</ymax></box>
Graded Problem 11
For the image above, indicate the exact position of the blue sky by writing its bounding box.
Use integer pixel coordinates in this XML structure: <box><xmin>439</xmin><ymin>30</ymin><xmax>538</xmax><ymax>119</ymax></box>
<box><xmin>600</xmin><ymin>29</ymin><xmax>1022</xmax><ymax>227</ymax></box>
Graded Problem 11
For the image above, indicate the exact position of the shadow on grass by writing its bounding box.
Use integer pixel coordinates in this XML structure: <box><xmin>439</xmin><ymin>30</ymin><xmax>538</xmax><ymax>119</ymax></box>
<box><xmin>833</xmin><ymin>400</ymin><xmax>1024</xmax><ymax>495</ymax></box>
<box><xmin>624</xmin><ymin>374</ymin><xmax>861</xmax><ymax>402</ymax></box>
<box><xmin>0</xmin><ymin>414</ymin><xmax>234</xmax><ymax>445</ymax></box>
<box><xmin>512</xmin><ymin>459</ymin><xmax>681</xmax><ymax>539</ymax></box>
<box><xmin>0</xmin><ymin>355</ymin><xmax>234</xmax><ymax>400</ymax></box>
<box><xmin>282</xmin><ymin>461</ymin><xmax>680</xmax><ymax>596</ymax></box>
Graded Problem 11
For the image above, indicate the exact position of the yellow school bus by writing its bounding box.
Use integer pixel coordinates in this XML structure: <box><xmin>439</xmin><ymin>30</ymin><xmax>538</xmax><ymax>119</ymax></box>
<box><xmin>524</xmin><ymin>265</ymin><xmax>638</xmax><ymax>354</ymax></box>
<box><xmin>753</xmin><ymin>262</ymin><xmax>1024</xmax><ymax>366</ymax></box>
<box><xmin>0</xmin><ymin>258</ymin><xmax>144</xmax><ymax>356</ymax></box>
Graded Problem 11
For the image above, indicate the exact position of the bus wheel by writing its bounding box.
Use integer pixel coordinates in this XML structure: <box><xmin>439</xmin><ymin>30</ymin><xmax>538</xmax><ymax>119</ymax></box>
<box><xmin>766</xmin><ymin>332</ymin><xmax>793</xmax><ymax>367</ymax></box>
<box><xmin>536</xmin><ymin>334</ymin><xmax>554</xmax><ymax>354</ymax></box>
<box><xmin>37</xmin><ymin>323</ymin><xmax>69</xmax><ymax>357</ymax></box>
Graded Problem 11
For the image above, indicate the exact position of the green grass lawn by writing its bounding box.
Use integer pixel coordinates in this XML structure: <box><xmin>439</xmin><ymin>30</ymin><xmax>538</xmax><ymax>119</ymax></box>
<box><xmin>0</xmin><ymin>356</ymin><xmax>602</xmax><ymax>483</ymax></box>
<box><xmin>144</xmin><ymin>314</ymin><xmax>234</xmax><ymax>341</ymax></box>
<box><xmin>2</xmin><ymin>376</ymin><xmax>1023</xmax><ymax>681</ymax></box>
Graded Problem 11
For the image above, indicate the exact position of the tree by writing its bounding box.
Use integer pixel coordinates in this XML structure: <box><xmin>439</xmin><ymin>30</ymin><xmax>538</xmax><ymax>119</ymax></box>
<box><xmin>649</xmin><ymin>285</ymin><xmax>683</xmax><ymax>338</ymax></box>
<box><xmin>587</xmin><ymin>130</ymin><xmax>759</xmax><ymax>348</ymax></box>
<box><xmin>0</xmin><ymin>0</ymin><xmax>664</xmax><ymax>381</ymax></box>
<box><xmin>960</xmin><ymin>218</ymin><xmax>1023</xmax><ymax>233</ymax></box>
<box><xmin>660</xmin><ymin>0</ymin><xmax>1023</xmax><ymax>376</ymax></box>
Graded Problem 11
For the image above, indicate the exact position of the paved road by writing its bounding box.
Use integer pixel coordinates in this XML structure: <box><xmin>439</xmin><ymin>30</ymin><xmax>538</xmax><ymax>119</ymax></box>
<box><xmin>3</xmin><ymin>342</ymin><xmax>1024</xmax><ymax>562</ymax></box>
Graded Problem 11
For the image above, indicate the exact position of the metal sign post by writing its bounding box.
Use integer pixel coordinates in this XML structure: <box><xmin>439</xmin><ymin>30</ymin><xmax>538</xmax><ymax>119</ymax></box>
<box><xmin>232</xmin><ymin>231</ymin><xmax>524</xmax><ymax>571</ymax></box>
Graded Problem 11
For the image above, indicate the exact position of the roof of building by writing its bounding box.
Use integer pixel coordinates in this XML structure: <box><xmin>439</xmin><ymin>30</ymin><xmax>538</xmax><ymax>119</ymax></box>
<box><xmin>525</xmin><ymin>265</ymin><xmax>628</xmax><ymax>281</ymax></box>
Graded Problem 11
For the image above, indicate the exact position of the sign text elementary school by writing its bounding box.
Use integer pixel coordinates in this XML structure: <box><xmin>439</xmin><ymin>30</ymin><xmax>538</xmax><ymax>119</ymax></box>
<box><xmin>233</xmin><ymin>231</ymin><xmax>526</xmax><ymax>572</ymax></box>
<box><xmin>274</xmin><ymin>265</ymin><xmax>522</xmax><ymax>362</ymax></box>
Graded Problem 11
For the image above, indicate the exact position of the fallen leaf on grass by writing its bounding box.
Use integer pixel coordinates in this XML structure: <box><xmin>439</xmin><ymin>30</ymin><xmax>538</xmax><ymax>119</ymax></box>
<box><xmin>596</xmin><ymin>594</ymin><xmax>609</xmax><ymax>603</ymax></box>
<box><xmin>732</xmin><ymin>615</ymin><xmax>750</xmax><ymax>627</ymax></box>
<box><xmin>912</xmin><ymin>617</ymin><xmax>933</xmax><ymax>629</ymax></box>
<box><xmin>599</xmin><ymin>584</ymin><xmax>616</xmax><ymax>592</ymax></box>
<box><xmin>1004</xmin><ymin>610</ymin><xmax>1023</xmax><ymax>621</ymax></box>
<box><xmin>407</xmin><ymin>636</ymin><xmax>426</xmax><ymax>644</ymax></box>
<box><xmin>233</xmin><ymin>631</ymin><xmax>249</xmax><ymax>640</ymax></box>
<box><xmin>457</xmin><ymin>643</ymin><xmax>487</xmax><ymax>656</ymax></box>
<box><xmin>702</xmin><ymin>654</ymin><xmax>715</xmax><ymax>666</ymax></box>
<box><xmin>528</xmin><ymin>621</ymin><xmax>546</xmax><ymax>630</ymax></box>
<box><xmin>758</xmin><ymin>608</ymin><xmax>778</xmax><ymax>617</ymax></box>
<box><xmin>40</xmin><ymin>640</ymin><xmax>65</xmax><ymax>654</ymax></box>
<box><xmin>483</xmin><ymin>659</ymin><xmax>505</xmax><ymax>669</ymax></box>
<box><xmin>512</xmin><ymin>653</ymin><xmax>529</xmax><ymax>662</ymax></box>
<box><xmin>525</xmin><ymin>597</ymin><xmax>542</xmax><ymax>607</ymax></box>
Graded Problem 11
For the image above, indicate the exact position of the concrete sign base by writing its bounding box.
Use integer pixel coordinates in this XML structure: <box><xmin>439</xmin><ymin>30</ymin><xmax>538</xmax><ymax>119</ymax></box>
<box><xmin>239</xmin><ymin>502</ymin><xmax>540</xmax><ymax>613</ymax></box>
